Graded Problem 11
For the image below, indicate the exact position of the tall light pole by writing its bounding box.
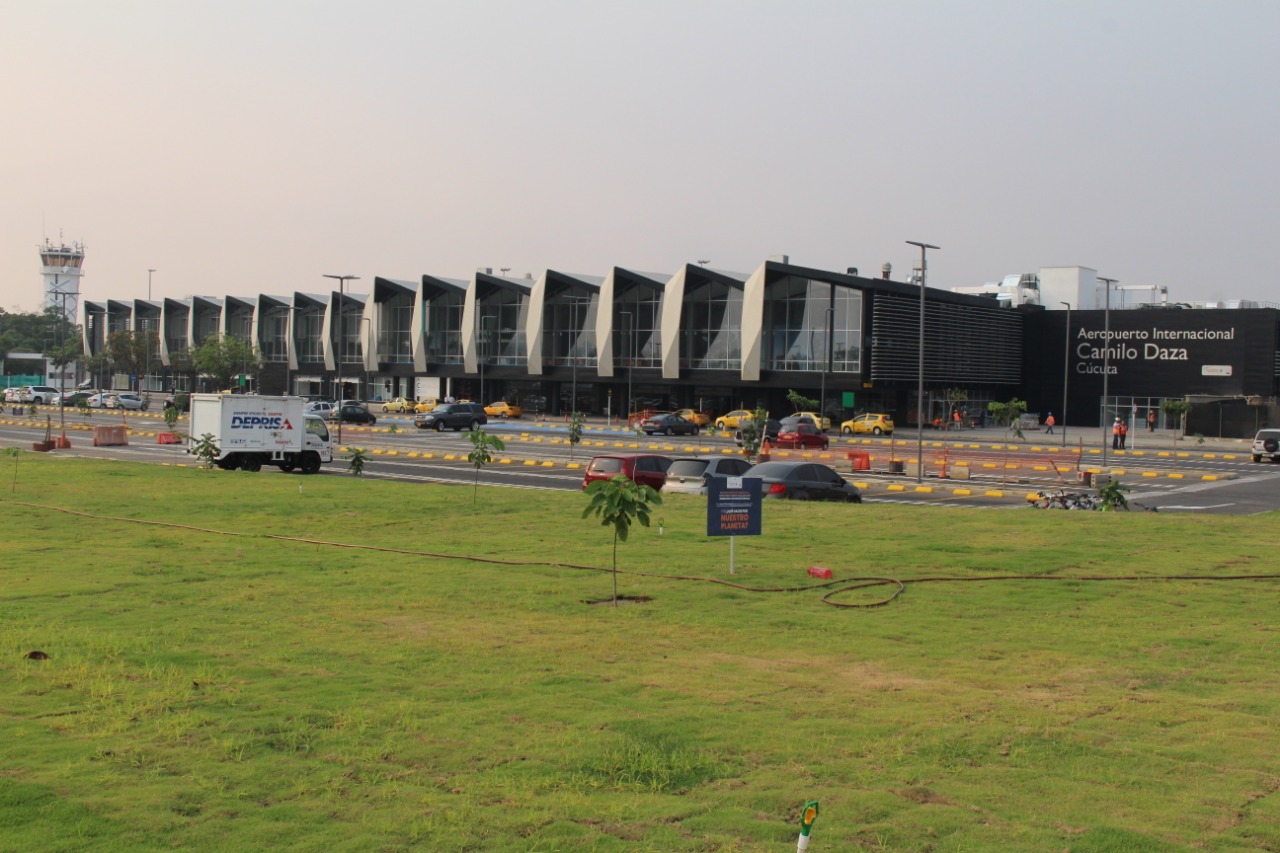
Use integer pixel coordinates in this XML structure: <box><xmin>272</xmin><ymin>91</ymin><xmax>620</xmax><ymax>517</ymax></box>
<box><xmin>620</xmin><ymin>311</ymin><xmax>633</xmax><ymax>424</ymax></box>
<box><xmin>323</xmin><ymin>274</ymin><xmax>359</xmax><ymax>443</ymax></box>
<box><xmin>566</xmin><ymin>294</ymin><xmax>589</xmax><ymax>416</ymax></box>
<box><xmin>906</xmin><ymin>240</ymin><xmax>939</xmax><ymax>484</ymax></box>
<box><xmin>1098</xmin><ymin>276</ymin><xmax>1116</xmax><ymax>465</ymax></box>
<box><xmin>1060</xmin><ymin>302</ymin><xmax>1071</xmax><ymax>447</ymax></box>
<box><xmin>148</xmin><ymin>268</ymin><xmax>155</xmax><ymax>301</ymax></box>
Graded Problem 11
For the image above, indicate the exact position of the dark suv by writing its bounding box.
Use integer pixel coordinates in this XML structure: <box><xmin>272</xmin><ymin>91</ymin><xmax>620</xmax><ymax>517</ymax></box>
<box><xmin>414</xmin><ymin>402</ymin><xmax>488</xmax><ymax>431</ymax></box>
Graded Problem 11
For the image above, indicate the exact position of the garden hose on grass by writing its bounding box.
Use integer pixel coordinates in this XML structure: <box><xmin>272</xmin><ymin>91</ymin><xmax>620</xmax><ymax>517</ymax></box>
<box><xmin>10</xmin><ymin>500</ymin><xmax>1280</xmax><ymax>609</ymax></box>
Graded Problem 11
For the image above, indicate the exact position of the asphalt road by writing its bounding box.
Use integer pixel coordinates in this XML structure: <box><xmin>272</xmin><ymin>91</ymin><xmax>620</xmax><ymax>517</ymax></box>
<box><xmin>4</xmin><ymin>410</ymin><xmax>1278</xmax><ymax>515</ymax></box>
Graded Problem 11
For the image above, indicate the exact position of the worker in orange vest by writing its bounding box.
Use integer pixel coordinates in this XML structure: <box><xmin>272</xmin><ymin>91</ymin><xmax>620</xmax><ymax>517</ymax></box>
<box><xmin>1119</xmin><ymin>419</ymin><xmax>1129</xmax><ymax>449</ymax></box>
<box><xmin>1112</xmin><ymin>417</ymin><xmax>1122</xmax><ymax>449</ymax></box>
<box><xmin>1044</xmin><ymin>412</ymin><xmax>1055</xmax><ymax>434</ymax></box>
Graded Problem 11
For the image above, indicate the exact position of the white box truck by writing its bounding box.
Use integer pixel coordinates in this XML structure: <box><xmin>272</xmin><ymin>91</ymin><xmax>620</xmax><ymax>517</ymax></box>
<box><xmin>187</xmin><ymin>394</ymin><xmax>333</xmax><ymax>474</ymax></box>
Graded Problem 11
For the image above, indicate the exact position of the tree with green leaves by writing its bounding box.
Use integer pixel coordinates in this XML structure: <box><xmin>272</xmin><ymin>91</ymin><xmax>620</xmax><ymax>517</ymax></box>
<box><xmin>582</xmin><ymin>475</ymin><xmax>662</xmax><ymax>606</ymax></box>
<box><xmin>1161</xmin><ymin>399</ymin><xmax>1192</xmax><ymax>448</ymax></box>
<box><xmin>346</xmin><ymin>447</ymin><xmax>369</xmax><ymax>477</ymax></box>
<box><xmin>466</xmin><ymin>428</ymin><xmax>505</xmax><ymax>503</ymax></box>
<box><xmin>568</xmin><ymin>411</ymin><xmax>585</xmax><ymax>461</ymax></box>
<box><xmin>987</xmin><ymin>397</ymin><xmax>1028</xmax><ymax>484</ymax></box>
<box><xmin>786</xmin><ymin>389</ymin><xmax>819</xmax><ymax>413</ymax></box>
<box><xmin>192</xmin><ymin>335</ymin><xmax>262</xmax><ymax>392</ymax></box>
<box><xmin>737</xmin><ymin>406</ymin><xmax>771</xmax><ymax>460</ymax></box>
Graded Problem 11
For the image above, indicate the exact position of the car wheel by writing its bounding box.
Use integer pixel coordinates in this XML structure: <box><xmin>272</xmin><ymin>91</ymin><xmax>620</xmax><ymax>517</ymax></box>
<box><xmin>371</xmin><ymin>417</ymin><xmax>377</xmax><ymax>424</ymax></box>
<box><xmin>822</xmin><ymin>440</ymin><xmax>829</xmax><ymax>450</ymax></box>
<box><xmin>873</xmin><ymin>427</ymin><xmax>883</xmax><ymax>435</ymax></box>
<box><xmin>665</xmin><ymin>427</ymin><xmax>674</xmax><ymax>436</ymax></box>
<box><xmin>842</xmin><ymin>426</ymin><xmax>851</xmax><ymax>435</ymax></box>
<box><xmin>848</xmin><ymin>492</ymin><xmax>862</xmax><ymax>503</ymax></box>
<box><xmin>691</xmin><ymin>427</ymin><xmax>699</xmax><ymax>436</ymax></box>
<box><xmin>469</xmin><ymin>420</ymin><xmax>480</xmax><ymax>431</ymax></box>
<box><xmin>715</xmin><ymin>421</ymin><xmax>725</xmax><ymax>431</ymax></box>
<box><xmin>434</xmin><ymin>421</ymin><xmax>444</xmax><ymax>431</ymax></box>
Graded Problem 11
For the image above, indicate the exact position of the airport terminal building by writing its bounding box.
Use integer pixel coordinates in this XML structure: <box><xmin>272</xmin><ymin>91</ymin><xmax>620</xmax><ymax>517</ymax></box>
<box><xmin>82</xmin><ymin>258</ymin><xmax>1280</xmax><ymax>436</ymax></box>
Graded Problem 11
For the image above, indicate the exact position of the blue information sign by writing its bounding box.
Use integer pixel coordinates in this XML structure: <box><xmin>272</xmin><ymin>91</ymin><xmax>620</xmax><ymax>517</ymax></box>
<box><xmin>707</xmin><ymin>476</ymin><xmax>762</xmax><ymax>537</ymax></box>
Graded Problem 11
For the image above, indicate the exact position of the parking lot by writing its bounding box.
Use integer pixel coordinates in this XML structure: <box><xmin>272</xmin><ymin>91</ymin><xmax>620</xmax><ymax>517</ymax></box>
<box><xmin>3</xmin><ymin>406</ymin><xmax>1278</xmax><ymax>514</ymax></box>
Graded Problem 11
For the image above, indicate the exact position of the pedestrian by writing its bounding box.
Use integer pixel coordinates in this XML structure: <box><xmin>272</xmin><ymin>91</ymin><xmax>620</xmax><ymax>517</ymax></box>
<box><xmin>1112</xmin><ymin>417</ymin><xmax>1122</xmax><ymax>449</ymax></box>
<box><xmin>1044</xmin><ymin>412</ymin><xmax>1055</xmax><ymax>434</ymax></box>
<box><xmin>1148</xmin><ymin>410</ymin><xmax>1156</xmax><ymax>432</ymax></box>
<box><xmin>1119</xmin><ymin>419</ymin><xmax>1129</xmax><ymax>449</ymax></box>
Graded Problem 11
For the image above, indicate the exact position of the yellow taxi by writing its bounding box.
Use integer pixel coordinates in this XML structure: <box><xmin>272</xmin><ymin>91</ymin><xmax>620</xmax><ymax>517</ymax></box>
<box><xmin>381</xmin><ymin>397</ymin><xmax>415</xmax><ymax>413</ymax></box>
<box><xmin>414</xmin><ymin>397</ymin><xmax>439</xmax><ymax>413</ymax></box>
<box><xmin>674</xmin><ymin>408</ymin><xmax>712</xmax><ymax>427</ymax></box>
<box><xmin>484</xmin><ymin>401</ymin><xmax>524</xmax><ymax>418</ymax></box>
<box><xmin>793</xmin><ymin>411</ymin><xmax>832</xmax><ymax>431</ymax></box>
<box><xmin>714</xmin><ymin>409</ymin><xmax>755</xmax><ymax>431</ymax></box>
<box><xmin>840</xmin><ymin>413</ymin><xmax>895</xmax><ymax>436</ymax></box>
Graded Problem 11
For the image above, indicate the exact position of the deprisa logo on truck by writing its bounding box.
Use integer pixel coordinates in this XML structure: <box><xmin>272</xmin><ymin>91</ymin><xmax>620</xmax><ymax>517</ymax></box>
<box><xmin>230</xmin><ymin>415</ymin><xmax>294</xmax><ymax>429</ymax></box>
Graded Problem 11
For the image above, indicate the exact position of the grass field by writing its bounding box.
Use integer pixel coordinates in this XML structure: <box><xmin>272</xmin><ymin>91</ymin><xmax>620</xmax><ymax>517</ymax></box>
<box><xmin>2</xmin><ymin>453</ymin><xmax>1279</xmax><ymax>852</ymax></box>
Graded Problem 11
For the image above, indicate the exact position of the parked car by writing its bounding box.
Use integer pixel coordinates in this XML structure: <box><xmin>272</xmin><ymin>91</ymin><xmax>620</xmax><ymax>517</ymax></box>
<box><xmin>791</xmin><ymin>411</ymin><xmax>832</xmax><ymax>431</ymax></box>
<box><xmin>744</xmin><ymin>461</ymin><xmax>862</xmax><ymax>502</ymax></box>
<box><xmin>87</xmin><ymin>393</ymin><xmax>117</xmax><ymax>409</ymax></box>
<box><xmin>774</xmin><ymin>420</ymin><xmax>830</xmax><ymax>450</ymax></box>
<box><xmin>581</xmin><ymin>453</ymin><xmax>673</xmax><ymax>491</ymax></box>
<box><xmin>20</xmin><ymin>385</ymin><xmax>63</xmax><ymax>404</ymax></box>
<box><xmin>62</xmin><ymin>391</ymin><xmax>96</xmax><ymax>408</ymax></box>
<box><xmin>414</xmin><ymin>402</ymin><xmax>487</xmax><ymax>431</ymax></box>
<box><xmin>673</xmin><ymin>408</ymin><xmax>712</xmax><ymax>427</ymax></box>
<box><xmin>113</xmin><ymin>392</ymin><xmax>148</xmax><ymax>411</ymax></box>
<box><xmin>662</xmin><ymin>456</ymin><xmax>754</xmax><ymax>495</ymax></box>
<box><xmin>381</xmin><ymin>397</ymin><xmax>415</xmax><ymax>413</ymax></box>
<box><xmin>841</xmin><ymin>413</ymin><xmax>895</xmax><ymax>436</ymax></box>
<box><xmin>304</xmin><ymin>401</ymin><xmax>336</xmax><ymax>418</ymax></box>
<box><xmin>414</xmin><ymin>397</ymin><xmax>440</xmax><ymax>413</ymax></box>
<box><xmin>484</xmin><ymin>401</ymin><xmax>523</xmax><ymax>418</ymax></box>
<box><xmin>714</xmin><ymin>409</ymin><xmax>756</xmax><ymax>431</ymax></box>
<box><xmin>641</xmin><ymin>412</ymin><xmax>700</xmax><ymax>436</ymax></box>
<box><xmin>332</xmin><ymin>402</ymin><xmax>377</xmax><ymax>425</ymax></box>
<box><xmin>735</xmin><ymin>418</ymin><xmax>782</xmax><ymax>447</ymax></box>
<box><xmin>1251</xmin><ymin>429</ymin><xmax>1280</xmax><ymax>463</ymax></box>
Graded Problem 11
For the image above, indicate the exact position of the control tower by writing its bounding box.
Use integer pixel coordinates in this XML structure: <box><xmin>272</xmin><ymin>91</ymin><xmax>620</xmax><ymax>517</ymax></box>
<box><xmin>41</xmin><ymin>236</ymin><xmax>85</xmax><ymax>324</ymax></box>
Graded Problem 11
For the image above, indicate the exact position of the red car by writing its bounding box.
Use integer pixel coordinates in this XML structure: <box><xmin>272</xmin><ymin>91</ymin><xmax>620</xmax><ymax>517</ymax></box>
<box><xmin>581</xmin><ymin>453</ymin><xmax>674</xmax><ymax>490</ymax></box>
<box><xmin>773</xmin><ymin>421</ymin><xmax>830</xmax><ymax>450</ymax></box>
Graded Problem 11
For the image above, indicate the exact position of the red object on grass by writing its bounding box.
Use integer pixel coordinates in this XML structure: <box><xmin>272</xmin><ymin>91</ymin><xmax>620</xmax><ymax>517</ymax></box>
<box><xmin>808</xmin><ymin>566</ymin><xmax>833</xmax><ymax>580</ymax></box>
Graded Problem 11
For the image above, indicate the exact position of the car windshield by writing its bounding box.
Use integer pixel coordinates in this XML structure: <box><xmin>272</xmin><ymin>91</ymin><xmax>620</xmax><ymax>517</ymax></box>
<box><xmin>667</xmin><ymin>460</ymin><xmax>709</xmax><ymax>478</ymax></box>
<box><xmin>745</xmin><ymin>462</ymin><xmax>799</xmax><ymax>477</ymax></box>
<box><xmin>1256</xmin><ymin>431</ymin><xmax>1280</xmax><ymax>441</ymax></box>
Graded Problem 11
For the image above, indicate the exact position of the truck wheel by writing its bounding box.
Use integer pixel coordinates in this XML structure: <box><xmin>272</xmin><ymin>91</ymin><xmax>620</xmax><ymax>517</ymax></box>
<box><xmin>217</xmin><ymin>457</ymin><xmax>239</xmax><ymax>471</ymax></box>
<box><xmin>279</xmin><ymin>457</ymin><xmax>297</xmax><ymax>472</ymax></box>
<box><xmin>240</xmin><ymin>457</ymin><xmax>262</xmax><ymax>472</ymax></box>
<box><xmin>300</xmin><ymin>453</ymin><xmax>321</xmax><ymax>475</ymax></box>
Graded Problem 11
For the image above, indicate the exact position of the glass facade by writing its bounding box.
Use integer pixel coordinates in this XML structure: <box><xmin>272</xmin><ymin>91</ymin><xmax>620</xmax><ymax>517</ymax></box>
<box><xmin>261</xmin><ymin>308</ymin><xmax>290</xmax><ymax>363</ymax></box>
<box><xmin>333</xmin><ymin>302</ymin><xmax>363</xmax><ymax>365</ymax></box>
<box><xmin>763</xmin><ymin>276</ymin><xmax>862</xmax><ymax>373</ymax></box>
<box><xmin>614</xmin><ymin>288</ymin><xmax>662</xmax><ymax>368</ymax></box>
<box><xmin>680</xmin><ymin>277</ymin><xmax>742</xmax><ymax>370</ymax></box>
<box><xmin>295</xmin><ymin>309</ymin><xmax>324</xmax><ymax>362</ymax></box>
<box><xmin>378</xmin><ymin>293</ymin><xmax>413</xmax><ymax>364</ymax></box>
<box><xmin>426</xmin><ymin>293</ymin><xmax>464</xmax><ymax>364</ymax></box>
<box><xmin>545</xmin><ymin>288</ymin><xmax>597</xmax><ymax>367</ymax></box>
<box><xmin>478</xmin><ymin>289</ymin><xmax>528</xmax><ymax>367</ymax></box>
<box><xmin>164</xmin><ymin>311</ymin><xmax>188</xmax><ymax>352</ymax></box>
<box><xmin>193</xmin><ymin>310</ymin><xmax>220</xmax><ymax>348</ymax></box>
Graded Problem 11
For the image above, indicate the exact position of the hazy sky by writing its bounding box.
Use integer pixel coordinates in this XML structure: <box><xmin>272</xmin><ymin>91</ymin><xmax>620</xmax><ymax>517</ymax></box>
<box><xmin>3</xmin><ymin>1</ymin><xmax>1277</xmax><ymax>313</ymax></box>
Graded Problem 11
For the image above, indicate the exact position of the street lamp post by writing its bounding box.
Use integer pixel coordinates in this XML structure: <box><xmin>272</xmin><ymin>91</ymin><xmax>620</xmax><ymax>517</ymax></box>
<box><xmin>1098</xmin><ymin>276</ymin><xmax>1116</xmax><ymax>465</ymax></box>
<box><xmin>479</xmin><ymin>314</ymin><xmax>497</xmax><ymax>405</ymax></box>
<box><xmin>323</xmin><ymin>274</ymin><xmax>359</xmax><ymax>444</ymax></box>
<box><xmin>620</xmin><ymin>311</ymin><xmax>633</xmax><ymax>425</ymax></box>
<box><xmin>906</xmin><ymin>240</ymin><xmax>939</xmax><ymax>484</ymax></box>
<box><xmin>566</xmin><ymin>294</ymin><xmax>589</xmax><ymax>416</ymax></box>
<box><xmin>1060</xmin><ymin>302</ymin><xmax>1071</xmax><ymax>447</ymax></box>
<box><xmin>817</xmin><ymin>282</ymin><xmax>835</xmax><ymax>431</ymax></box>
